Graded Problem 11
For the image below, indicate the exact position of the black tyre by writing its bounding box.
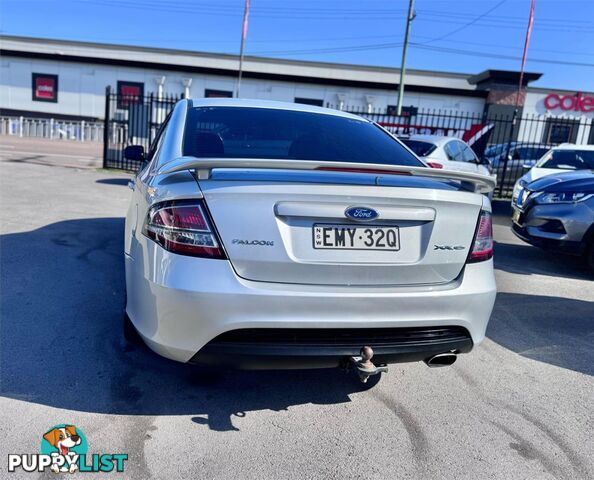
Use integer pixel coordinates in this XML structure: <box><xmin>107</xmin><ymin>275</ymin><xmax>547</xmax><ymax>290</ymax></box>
<box><xmin>123</xmin><ymin>311</ymin><xmax>144</xmax><ymax>345</ymax></box>
<box><xmin>587</xmin><ymin>239</ymin><xmax>594</xmax><ymax>270</ymax></box>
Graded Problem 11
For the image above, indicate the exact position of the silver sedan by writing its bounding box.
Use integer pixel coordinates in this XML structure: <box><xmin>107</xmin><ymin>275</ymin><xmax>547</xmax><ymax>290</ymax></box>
<box><xmin>124</xmin><ymin>99</ymin><xmax>497</xmax><ymax>383</ymax></box>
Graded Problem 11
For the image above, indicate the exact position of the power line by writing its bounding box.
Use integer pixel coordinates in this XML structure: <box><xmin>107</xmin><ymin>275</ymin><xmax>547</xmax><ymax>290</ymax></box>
<box><xmin>251</xmin><ymin>42</ymin><xmax>404</xmax><ymax>56</ymax></box>
<box><xmin>414</xmin><ymin>9</ymin><xmax>592</xmax><ymax>27</ymax></box>
<box><xmin>413</xmin><ymin>36</ymin><xmax>594</xmax><ymax>58</ymax></box>
<box><xmin>250</xmin><ymin>42</ymin><xmax>594</xmax><ymax>68</ymax></box>
<box><xmin>79</xmin><ymin>0</ymin><xmax>594</xmax><ymax>31</ymax></box>
<box><xmin>410</xmin><ymin>44</ymin><xmax>594</xmax><ymax>68</ymax></box>
<box><xmin>418</xmin><ymin>0</ymin><xmax>508</xmax><ymax>44</ymax></box>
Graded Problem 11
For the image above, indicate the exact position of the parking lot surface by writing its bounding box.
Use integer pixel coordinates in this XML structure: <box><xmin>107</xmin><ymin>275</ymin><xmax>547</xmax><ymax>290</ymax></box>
<box><xmin>1</xmin><ymin>143</ymin><xmax>593</xmax><ymax>479</ymax></box>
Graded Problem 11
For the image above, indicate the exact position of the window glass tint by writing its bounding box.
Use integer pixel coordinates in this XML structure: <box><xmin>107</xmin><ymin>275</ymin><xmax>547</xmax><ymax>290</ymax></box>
<box><xmin>205</xmin><ymin>89</ymin><xmax>233</xmax><ymax>98</ymax></box>
<box><xmin>147</xmin><ymin>111</ymin><xmax>172</xmax><ymax>162</ymax></box>
<box><xmin>514</xmin><ymin>147</ymin><xmax>549</xmax><ymax>160</ymax></box>
<box><xmin>461</xmin><ymin>144</ymin><xmax>477</xmax><ymax>162</ymax></box>
<box><xmin>485</xmin><ymin>144</ymin><xmax>511</xmax><ymax>158</ymax></box>
<box><xmin>183</xmin><ymin>107</ymin><xmax>424</xmax><ymax>167</ymax></box>
<box><xmin>401</xmin><ymin>139</ymin><xmax>437</xmax><ymax>157</ymax></box>
<box><xmin>294</xmin><ymin>97</ymin><xmax>324</xmax><ymax>106</ymax></box>
<box><xmin>537</xmin><ymin>150</ymin><xmax>594</xmax><ymax>170</ymax></box>
<box><xmin>444</xmin><ymin>141</ymin><xmax>461</xmax><ymax>161</ymax></box>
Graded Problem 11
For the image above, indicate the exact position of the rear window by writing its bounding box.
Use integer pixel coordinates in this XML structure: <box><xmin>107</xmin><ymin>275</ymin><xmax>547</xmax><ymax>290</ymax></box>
<box><xmin>401</xmin><ymin>139</ymin><xmax>437</xmax><ymax>157</ymax></box>
<box><xmin>513</xmin><ymin>147</ymin><xmax>549</xmax><ymax>160</ymax></box>
<box><xmin>183</xmin><ymin>107</ymin><xmax>423</xmax><ymax>167</ymax></box>
<box><xmin>536</xmin><ymin>150</ymin><xmax>594</xmax><ymax>170</ymax></box>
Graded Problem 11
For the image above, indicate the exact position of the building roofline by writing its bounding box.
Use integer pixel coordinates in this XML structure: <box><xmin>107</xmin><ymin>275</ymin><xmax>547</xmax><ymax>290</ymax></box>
<box><xmin>527</xmin><ymin>85</ymin><xmax>594</xmax><ymax>96</ymax></box>
<box><xmin>468</xmin><ymin>69</ymin><xmax>542</xmax><ymax>86</ymax></box>
<box><xmin>0</xmin><ymin>35</ymin><xmax>487</xmax><ymax>98</ymax></box>
<box><xmin>0</xmin><ymin>34</ymin><xmax>475</xmax><ymax>80</ymax></box>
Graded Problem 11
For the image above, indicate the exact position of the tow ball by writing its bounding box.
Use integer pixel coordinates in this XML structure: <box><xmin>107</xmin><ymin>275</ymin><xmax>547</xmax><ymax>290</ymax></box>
<box><xmin>350</xmin><ymin>346</ymin><xmax>388</xmax><ymax>383</ymax></box>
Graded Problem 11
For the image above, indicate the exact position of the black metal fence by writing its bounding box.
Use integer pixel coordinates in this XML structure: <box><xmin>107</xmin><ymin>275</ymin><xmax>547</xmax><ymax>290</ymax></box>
<box><xmin>102</xmin><ymin>89</ymin><xmax>594</xmax><ymax>198</ymax></box>
<box><xmin>103</xmin><ymin>87</ymin><xmax>182</xmax><ymax>171</ymax></box>
<box><xmin>338</xmin><ymin>105</ymin><xmax>594</xmax><ymax>197</ymax></box>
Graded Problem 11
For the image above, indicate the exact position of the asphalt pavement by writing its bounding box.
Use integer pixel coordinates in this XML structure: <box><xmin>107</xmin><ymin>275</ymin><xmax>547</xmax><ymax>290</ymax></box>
<box><xmin>1</xmin><ymin>138</ymin><xmax>593</xmax><ymax>479</ymax></box>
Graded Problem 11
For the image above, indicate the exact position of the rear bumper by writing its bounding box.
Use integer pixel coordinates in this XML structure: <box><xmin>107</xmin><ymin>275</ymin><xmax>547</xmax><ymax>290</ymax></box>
<box><xmin>126</xmin><ymin>239</ymin><xmax>496</xmax><ymax>364</ymax></box>
<box><xmin>191</xmin><ymin>326</ymin><xmax>473</xmax><ymax>369</ymax></box>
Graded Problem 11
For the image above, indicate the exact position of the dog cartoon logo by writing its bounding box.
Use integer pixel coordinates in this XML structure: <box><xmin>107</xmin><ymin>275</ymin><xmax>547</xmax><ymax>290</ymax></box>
<box><xmin>41</xmin><ymin>424</ymin><xmax>88</xmax><ymax>473</ymax></box>
<box><xmin>8</xmin><ymin>423</ymin><xmax>127</xmax><ymax>474</ymax></box>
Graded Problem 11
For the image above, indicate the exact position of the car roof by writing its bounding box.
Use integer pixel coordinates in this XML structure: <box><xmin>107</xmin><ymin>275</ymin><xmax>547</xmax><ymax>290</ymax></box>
<box><xmin>550</xmin><ymin>143</ymin><xmax>594</xmax><ymax>151</ymax></box>
<box><xmin>405</xmin><ymin>135</ymin><xmax>461</xmax><ymax>147</ymax></box>
<box><xmin>188</xmin><ymin>98</ymin><xmax>368</xmax><ymax>122</ymax></box>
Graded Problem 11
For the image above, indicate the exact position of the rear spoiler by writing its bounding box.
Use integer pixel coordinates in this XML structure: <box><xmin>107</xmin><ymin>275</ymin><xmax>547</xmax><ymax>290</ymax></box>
<box><xmin>155</xmin><ymin>156</ymin><xmax>496</xmax><ymax>193</ymax></box>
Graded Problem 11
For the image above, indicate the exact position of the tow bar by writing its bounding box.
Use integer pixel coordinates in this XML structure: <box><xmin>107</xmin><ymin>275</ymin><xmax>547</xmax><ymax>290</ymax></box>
<box><xmin>350</xmin><ymin>346</ymin><xmax>388</xmax><ymax>383</ymax></box>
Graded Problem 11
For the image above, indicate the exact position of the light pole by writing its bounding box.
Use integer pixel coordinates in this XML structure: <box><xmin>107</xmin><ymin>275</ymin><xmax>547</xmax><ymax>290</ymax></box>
<box><xmin>396</xmin><ymin>0</ymin><xmax>415</xmax><ymax>115</ymax></box>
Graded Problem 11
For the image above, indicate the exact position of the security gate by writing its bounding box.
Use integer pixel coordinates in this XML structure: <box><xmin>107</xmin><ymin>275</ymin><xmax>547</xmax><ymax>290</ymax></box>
<box><xmin>102</xmin><ymin>86</ymin><xmax>182</xmax><ymax>171</ymax></box>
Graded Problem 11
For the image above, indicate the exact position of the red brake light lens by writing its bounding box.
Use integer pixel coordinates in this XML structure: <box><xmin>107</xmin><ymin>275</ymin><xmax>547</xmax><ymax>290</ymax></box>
<box><xmin>426</xmin><ymin>162</ymin><xmax>443</xmax><ymax>169</ymax></box>
<box><xmin>467</xmin><ymin>210</ymin><xmax>493</xmax><ymax>263</ymax></box>
<box><xmin>151</xmin><ymin>205</ymin><xmax>208</xmax><ymax>230</ymax></box>
<box><xmin>143</xmin><ymin>201</ymin><xmax>226</xmax><ymax>259</ymax></box>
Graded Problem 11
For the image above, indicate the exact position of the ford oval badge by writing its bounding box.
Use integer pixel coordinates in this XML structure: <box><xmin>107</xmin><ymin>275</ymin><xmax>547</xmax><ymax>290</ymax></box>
<box><xmin>345</xmin><ymin>206</ymin><xmax>379</xmax><ymax>222</ymax></box>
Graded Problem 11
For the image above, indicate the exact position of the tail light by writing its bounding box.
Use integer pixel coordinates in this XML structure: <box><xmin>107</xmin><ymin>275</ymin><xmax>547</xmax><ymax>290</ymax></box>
<box><xmin>426</xmin><ymin>162</ymin><xmax>443</xmax><ymax>169</ymax></box>
<box><xmin>467</xmin><ymin>210</ymin><xmax>493</xmax><ymax>263</ymax></box>
<box><xmin>142</xmin><ymin>200</ymin><xmax>226</xmax><ymax>259</ymax></box>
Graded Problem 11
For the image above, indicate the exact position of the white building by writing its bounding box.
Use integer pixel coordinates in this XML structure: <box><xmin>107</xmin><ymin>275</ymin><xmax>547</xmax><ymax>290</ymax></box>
<box><xmin>1</xmin><ymin>35</ymin><xmax>593</xmax><ymax>145</ymax></box>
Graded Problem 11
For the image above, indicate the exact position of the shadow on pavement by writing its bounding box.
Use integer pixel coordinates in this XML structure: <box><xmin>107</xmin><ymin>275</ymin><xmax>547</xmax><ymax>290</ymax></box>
<box><xmin>0</xmin><ymin>218</ymin><xmax>375</xmax><ymax>431</ymax></box>
<box><xmin>491</xmin><ymin>199</ymin><xmax>513</xmax><ymax>227</ymax></box>
<box><xmin>494</xmin><ymin>241</ymin><xmax>593</xmax><ymax>281</ymax></box>
<box><xmin>96</xmin><ymin>178</ymin><xmax>131</xmax><ymax>186</ymax></box>
<box><xmin>1</xmin><ymin>217</ymin><xmax>592</xmax><ymax>431</ymax></box>
<box><xmin>488</xmin><ymin>293</ymin><xmax>594</xmax><ymax>376</ymax></box>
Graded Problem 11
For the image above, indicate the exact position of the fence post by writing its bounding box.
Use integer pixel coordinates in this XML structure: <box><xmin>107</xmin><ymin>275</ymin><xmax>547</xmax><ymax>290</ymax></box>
<box><xmin>498</xmin><ymin>109</ymin><xmax>519</xmax><ymax>197</ymax></box>
<box><xmin>103</xmin><ymin>86</ymin><xmax>111</xmax><ymax>169</ymax></box>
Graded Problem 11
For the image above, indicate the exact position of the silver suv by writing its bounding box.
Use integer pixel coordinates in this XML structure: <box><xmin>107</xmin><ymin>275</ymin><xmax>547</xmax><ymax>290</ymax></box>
<box><xmin>512</xmin><ymin>169</ymin><xmax>594</xmax><ymax>268</ymax></box>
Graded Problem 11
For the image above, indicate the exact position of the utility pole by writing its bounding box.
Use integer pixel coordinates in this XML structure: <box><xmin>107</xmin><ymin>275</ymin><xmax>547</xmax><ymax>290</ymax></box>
<box><xmin>236</xmin><ymin>0</ymin><xmax>251</xmax><ymax>98</ymax></box>
<box><xmin>396</xmin><ymin>0</ymin><xmax>415</xmax><ymax>115</ymax></box>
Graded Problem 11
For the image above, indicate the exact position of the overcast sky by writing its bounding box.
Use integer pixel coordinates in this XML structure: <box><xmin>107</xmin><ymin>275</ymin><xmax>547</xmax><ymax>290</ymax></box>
<box><xmin>1</xmin><ymin>0</ymin><xmax>593</xmax><ymax>91</ymax></box>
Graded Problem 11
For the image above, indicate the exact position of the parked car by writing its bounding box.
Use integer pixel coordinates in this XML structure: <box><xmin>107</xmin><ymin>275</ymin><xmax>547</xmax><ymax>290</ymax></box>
<box><xmin>484</xmin><ymin>142</ymin><xmax>521</xmax><ymax>163</ymax></box>
<box><xmin>512</xmin><ymin>170</ymin><xmax>594</xmax><ymax>268</ymax></box>
<box><xmin>400</xmin><ymin>135</ymin><xmax>493</xmax><ymax>177</ymax></box>
<box><xmin>485</xmin><ymin>143</ymin><xmax>551</xmax><ymax>170</ymax></box>
<box><xmin>485</xmin><ymin>143</ymin><xmax>552</xmax><ymax>191</ymax></box>
<box><xmin>123</xmin><ymin>99</ymin><xmax>496</xmax><ymax>383</ymax></box>
<box><xmin>512</xmin><ymin>144</ymin><xmax>594</xmax><ymax>204</ymax></box>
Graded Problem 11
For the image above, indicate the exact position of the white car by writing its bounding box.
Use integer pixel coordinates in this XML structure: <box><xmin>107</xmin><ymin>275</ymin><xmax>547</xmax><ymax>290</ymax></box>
<box><xmin>123</xmin><ymin>99</ymin><xmax>496</xmax><ymax>383</ymax></box>
<box><xmin>512</xmin><ymin>144</ymin><xmax>594</xmax><ymax>204</ymax></box>
<box><xmin>401</xmin><ymin>135</ymin><xmax>493</xmax><ymax>177</ymax></box>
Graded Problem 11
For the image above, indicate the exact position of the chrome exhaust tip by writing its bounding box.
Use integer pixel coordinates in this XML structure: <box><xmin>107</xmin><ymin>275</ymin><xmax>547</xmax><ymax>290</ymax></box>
<box><xmin>424</xmin><ymin>352</ymin><xmax>457</xmax><ymax>368</ymax></box>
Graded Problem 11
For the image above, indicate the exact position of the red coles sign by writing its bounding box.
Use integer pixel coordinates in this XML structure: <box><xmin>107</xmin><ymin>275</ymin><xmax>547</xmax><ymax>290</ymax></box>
<box><xmin>544</xmin><ymin>93</ymin><xmax>594</xmax><ymax>113</ymax></box>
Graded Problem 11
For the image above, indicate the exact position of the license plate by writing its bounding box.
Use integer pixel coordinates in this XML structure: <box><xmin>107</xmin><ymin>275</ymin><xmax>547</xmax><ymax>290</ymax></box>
<box><xmin>512</xmin><ymin>208</ymin><xmax>522</xmax><ymax>225</ymax></box>
<box><xmin>313</xmin><ymin>224</ymin><xmax>400</xmax><ymax>251</ymax></box>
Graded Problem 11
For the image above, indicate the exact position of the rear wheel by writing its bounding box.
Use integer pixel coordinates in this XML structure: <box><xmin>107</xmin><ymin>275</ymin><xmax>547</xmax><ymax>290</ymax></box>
<box><xmin>586</xmin><ymin>239</ymin><xmax>594</xmax><ymax>270</ymax></box>
<box><xmin>123</xmin><ymin>311</ymin><xmax>144</xmax><ymax>345</ymax></box>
